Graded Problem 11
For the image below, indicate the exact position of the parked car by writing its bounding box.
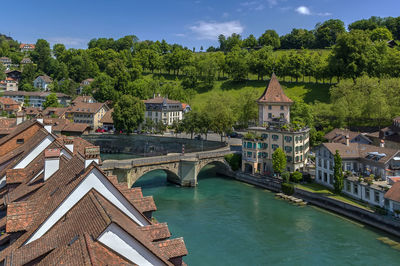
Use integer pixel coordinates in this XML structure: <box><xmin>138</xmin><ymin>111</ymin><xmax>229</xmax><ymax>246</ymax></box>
<box><xmin>95</xmin><ymin>128</ymin><xmax>106</xmax><ymax>133</ymax></box>
<box><xmin>194</xmin><ymin>135</ymin><xmax>203</xmax><ymax>140</ymax></box>
<box><xmin>229</xmin><ymin>132</ymin><xmax>243</xmax><ymax>138</ymax></box>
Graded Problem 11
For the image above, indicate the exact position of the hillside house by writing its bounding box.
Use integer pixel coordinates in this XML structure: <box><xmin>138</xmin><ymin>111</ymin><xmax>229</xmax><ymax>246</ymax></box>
<box><xmin>19</xmin><ymin>43</ymin><xmax>35</xmax><ymax>52</ymax></box>
<box><xmin>33</xmin><ymin>75</ymin><xmax>53</xmax><ymax>91</ymax></box>
<box><xmin>144</xmin><ymin>95</ymin><xmax>184</xmax><ymax>126</ymax></box>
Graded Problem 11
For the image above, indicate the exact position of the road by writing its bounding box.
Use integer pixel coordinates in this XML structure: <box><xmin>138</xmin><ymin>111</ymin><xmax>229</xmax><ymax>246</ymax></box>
<box><xmin>151</xmin><ymin>131</ymin><xmax>244</xmax><ymax>146</ymax></box>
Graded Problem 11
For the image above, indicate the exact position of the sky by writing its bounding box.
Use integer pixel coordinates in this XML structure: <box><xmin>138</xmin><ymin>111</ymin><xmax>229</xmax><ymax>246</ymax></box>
<box><xmin>3</xmin><ymin>0</ymin><xmax>400</xmax><ymax>50</ymax></box>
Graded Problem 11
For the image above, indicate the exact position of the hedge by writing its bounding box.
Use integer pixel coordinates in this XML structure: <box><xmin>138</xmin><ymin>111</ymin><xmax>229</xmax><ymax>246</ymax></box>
<box><xmin>281</xmin><ymin>183</ymin><xmax>295</xmax><ymax>195</ymax></box>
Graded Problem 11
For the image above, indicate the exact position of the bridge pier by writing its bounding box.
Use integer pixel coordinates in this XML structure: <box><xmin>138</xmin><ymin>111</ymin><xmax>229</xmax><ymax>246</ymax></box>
<box><xmin>178</xmin><ymin>159</ymin><xmax>199</xmax><ymax>187</ymax></box>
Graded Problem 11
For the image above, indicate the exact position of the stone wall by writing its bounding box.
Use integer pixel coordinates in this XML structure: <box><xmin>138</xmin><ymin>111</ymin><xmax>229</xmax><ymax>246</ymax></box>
<box><xmin>83</xmin><ymin>134</ymin><xmax>226</xmax><ymax>157</ymax></box>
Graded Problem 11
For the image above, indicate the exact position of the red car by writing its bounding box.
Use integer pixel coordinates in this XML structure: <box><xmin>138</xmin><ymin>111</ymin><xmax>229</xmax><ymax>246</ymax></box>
<box><xmin>96</xmin><ymin>128</ymin><xmax>106</xmax><ymax>133</ymax></box>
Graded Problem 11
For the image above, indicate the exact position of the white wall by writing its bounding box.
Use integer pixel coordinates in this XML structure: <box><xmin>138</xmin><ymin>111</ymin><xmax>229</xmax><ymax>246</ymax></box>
<box><xmin>25</xmin><ymin>168</ymin><xmax>150</xmax><ymax>245</ymax></box>
<box><xmin>14</xmin><ymin>135</ymin><xmax>55</xmax><ymax>169</ymax></box>
<box><xmin>98</xmin><ymin>223</ymin><xmax>164</xmax><ymax>266</ymax></box>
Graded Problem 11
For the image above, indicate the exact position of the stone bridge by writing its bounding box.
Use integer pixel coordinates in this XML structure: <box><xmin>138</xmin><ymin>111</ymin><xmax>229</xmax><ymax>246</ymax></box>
<box><xmin>101</xmin><ymin>149</ymin><xmax>235</xmax><ymax>187</ymax></box>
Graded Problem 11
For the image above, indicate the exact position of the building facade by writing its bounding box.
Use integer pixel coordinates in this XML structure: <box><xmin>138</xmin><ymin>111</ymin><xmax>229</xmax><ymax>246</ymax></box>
<box><xmin>33</xmin><ymin>75</ymin><xmax>53</xmax><ymax>91</ymax></box>
<box><xmin>66</xmin><ymin>101</ymin><xmax>109</xmax><ymax>130</ymax></box>
<box><xmin>2</xmin><ymin>91</ymin><xmax>71</xmax><ymax>107</ymax></box>
<box><xmin>242</xmin><ymin>74</ymin><xmax>310</xmax><ymax>174</ymax></box>
<box><xmin>144</xmin><ymin>95</ymin><xmax>184</xmax><ymax>126</ymax></box>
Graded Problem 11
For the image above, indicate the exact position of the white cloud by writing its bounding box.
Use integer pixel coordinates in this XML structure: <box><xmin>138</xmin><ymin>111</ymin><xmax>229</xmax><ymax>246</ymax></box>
<box><xmin>317</xmin><ymin>12</ymin><xmax>332</xmax><ymax>16</ymax></box>
<box><xmin>174</xmin><ymin>33</ymin><xmax>186</xmax><ymax>37</ymax></box>
<box><xmin>189</xmin><ymin>21</ymin><xmax>244</xmax><ymax>40</ymax></box>
<box><xmin>295</xmin><ymin>6</ymin><xmax>311</xmax><ymax>15</ymax></box>
<box><xmin>48</xmin><ymin>37</ymin><xmax>86</xmax><ymax>46</ymax></box>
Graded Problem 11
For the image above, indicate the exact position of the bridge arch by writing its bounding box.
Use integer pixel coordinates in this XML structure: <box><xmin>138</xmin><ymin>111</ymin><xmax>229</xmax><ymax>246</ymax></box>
<box><xmin>196</xmin><ymin>158</ymin><xmax>231</xmax><ymax>181</ymax></box>
<box><xmin>127</xmin><ymin>163</ymin><xmax>181</xmax><ymax>187</ymax></box>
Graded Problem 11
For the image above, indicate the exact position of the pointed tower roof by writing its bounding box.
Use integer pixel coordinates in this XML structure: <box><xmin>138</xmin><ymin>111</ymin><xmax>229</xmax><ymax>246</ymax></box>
<box><xmin>257</xmin><ymin>73</ymin><xmax>293</xmax><ymax>104</ymax></box>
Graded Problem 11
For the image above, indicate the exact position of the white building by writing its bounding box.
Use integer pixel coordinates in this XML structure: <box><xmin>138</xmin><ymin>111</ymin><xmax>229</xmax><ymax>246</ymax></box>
<box><xmin>144</xmin><ymin>95</ymin><xmax>184</xmax><ymax>126</ymax></box>
<box><xmin>33</xmin><ymin>75</ymin><xmax>53</xmax><ymax>91</ymax></box>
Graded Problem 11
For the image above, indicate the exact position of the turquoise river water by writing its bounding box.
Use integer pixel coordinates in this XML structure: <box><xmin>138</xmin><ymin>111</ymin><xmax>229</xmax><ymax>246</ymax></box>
<box><xmin>133</xmin><ymin>166</ymin><xmax>400</xmax><ymax>265</ymax></box>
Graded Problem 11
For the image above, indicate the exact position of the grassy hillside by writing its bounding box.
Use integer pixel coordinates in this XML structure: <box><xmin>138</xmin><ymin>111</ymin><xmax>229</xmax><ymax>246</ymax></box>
<box><xmin>191</xmin><ymin>79</ymin><xmax>332</xmax><ymax>109</ymax></box>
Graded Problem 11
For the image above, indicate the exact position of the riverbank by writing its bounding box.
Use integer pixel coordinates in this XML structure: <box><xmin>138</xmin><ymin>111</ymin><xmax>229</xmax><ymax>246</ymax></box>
<box><xmin>233</xmin><ymin>172</ymin><xmax>400</xmax><ymax>238</ymax></box>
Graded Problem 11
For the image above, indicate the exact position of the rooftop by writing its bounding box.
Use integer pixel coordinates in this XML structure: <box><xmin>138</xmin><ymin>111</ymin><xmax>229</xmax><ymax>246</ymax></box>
<box><xmin>257</xmin><ymin>73</ymin><xmax>293</xmax><ymax>104</ymax></box>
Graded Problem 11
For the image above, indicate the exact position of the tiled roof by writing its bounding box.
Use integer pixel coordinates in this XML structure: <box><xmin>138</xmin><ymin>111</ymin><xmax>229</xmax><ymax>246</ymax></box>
<box><xmin>6</xmin><ymin>201</ymin><xmax>37</xmax><ymax>232</ymax></box>
<box><xmin>42</xmin><ymin>107</ymin><xmax>67</xmax><ymax>117</ymax></box>
<box><xmin>257</xmin><ymin>73</ymin><xmax>293</xmax><ymax>104</ymax></box>
<box><xmin>67</xmin><ymin>102</ymin><xmax>107</xmax><ymax>114</ymax></box>
<box><xmin>0</xmin><ymin>97</ymin><xmax>19</xmax><ymax>106</ymax></box>
<box><xmin>100</xmin><ymin>108</ymin><xmax>113</xmax><ymax>124</ymax></box>
<box><xmin>145</xmin><ymin>96</ymin><xmax>182</xmax><ymax>105</ymax></box>
<box><xmin>385</xmin><ymin>182</ymin><xmax>400</xmax><ymax>202</ymax></box>
<box><xmin>72</xmin><ymin>95</ymin><xmax>96</xmax><ymax>103</ymax></box>
<box><xmin>322</xmin><ymin>142</ymin><xmax>400</xmax><ymax>164</ymax></box>
<box><xmin>157</xmin><ymin>238</ymin><xmax>188</xmax><ymax>259</ymax></box>
<box><xmin>0</xmin><ymin>118</ymin><xmax>16</xmax><ymax>129</ymax></box>
<box><xmin>43</xmin><ymin>118</ymin><xmax>89</xmax><ymax>133</ymax></box>
<box><xmin>36</xmin><ymin>75</ymin><xmax>53</xmax><ymax>83</ymax></box>
<box><xmin>324</xmin><ymin>128</ymin><xmax>361</xmax><ymax>144</ymax></box>
<box><xmin>19</xmin><ymin>44</ymin><xmax>35</xmax><ymax>49</ymax></box>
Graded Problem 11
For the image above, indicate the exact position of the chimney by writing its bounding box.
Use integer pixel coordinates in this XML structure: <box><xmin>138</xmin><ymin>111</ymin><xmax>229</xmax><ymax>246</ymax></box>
<box><xmin>65</xmin><ymin>137</ymin><xmax>74</xmax><ymax>153</ymax></box>
<box><xmin>345</xmin><ymin>135</ymin><xmax>350</xmax><ymax>146</ymax></box>
<box><xmin>380</xmin><ymin>139</ymin><xmax>385</xmax><ymax>148</ymax></box>
<box><xmin>16</xmin><ymin>112</ymin><xmax>25</xmax><ymax>125</ymax></box>
<box><xmin>84</xmin><ymin>146</ymin><xmax>100</xmax><ymax>168</ymax></box>
<box><xmin>44</xmin><ymin>149</ymin><xmax>60</xmax><ymax>181</ymax></box>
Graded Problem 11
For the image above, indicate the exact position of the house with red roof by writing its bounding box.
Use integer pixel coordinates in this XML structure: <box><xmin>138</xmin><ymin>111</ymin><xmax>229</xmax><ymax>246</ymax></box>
<box><xmin>144</xmin><ymin>94</ymin><xmax>184</xmax><ymax>126</ymax></box>
<box><xmin>0</xmin><ymin>97</ymin><xmax>21</xmax><ymax>115</ymax></box>
<box><xmin>19</xmin><ymin>43</ymin><xmax>35</xmax><ymax>52</ymax></box>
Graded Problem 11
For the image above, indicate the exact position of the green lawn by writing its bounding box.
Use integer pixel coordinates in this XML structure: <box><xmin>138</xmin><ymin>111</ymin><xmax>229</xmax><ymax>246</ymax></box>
<box><xmin>295</xmin><ymin>183</ymin><xmax>374</xmax><ymax>211</ymax></box>
<box><xmin>191</xmin><ymin>79</ymin><xmax>332</xmax><ymax>110</ymax></box>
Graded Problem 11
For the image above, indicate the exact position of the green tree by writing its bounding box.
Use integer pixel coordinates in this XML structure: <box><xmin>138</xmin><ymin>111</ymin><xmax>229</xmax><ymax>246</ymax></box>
<box><xmin>112</xmin><ymin>95</ymin><xmax>145</xmax><ymax>134</ymax></box>
<box><xmin>258</xmin><ymin>29</ymin><xmax>280</xmax><ymax>49</ymax></box>
<box><xmin>31</xmin><ymin>39</ymin><xmax>52</xmax><ymax>73</ymax></box>
<box><xmin>315</xmin><ymin>19</ymin><xmax>346</xmax><ymax>48</ymax></box>
<box><xmin>370</xmin><ymin>27</ymin><xmax>393</xmax><ymax>41</ymax></box>
<box><xmin>290</xmin><ymin>171</ymin><xmax>303</xmax><ymax>183</ymax></box>
<box><xmin>333</xmin><ymin>150</ymin><xmax>344</xmax><ymax>193</ymax></box>
<box><xmin>243</xmin><ymin>34</ymin><xmax>258</xmax><ymax>49</ymax></box>
<box><xmin>43</xmin><ymin>93</ymin><xmax>60</xmax><ymax>109</ymax></box>
<box><xmin>235</xmin><ymin>89</ymin><xmax>258</xmax><ymax>127</ymax></box>
<box><xmin>226</xmin><ymin>45</ymin><xmax>249</xmax><ymax>81</ymax></box>
<box><xmin>182</xmin><ymin>111</ymin><xmax>200</xmax><ymax>139</ymax></box>
<box><xmin>272</xmin><ymin>148</ymin><xmax>286</xmax><ymax>176</ymax></box>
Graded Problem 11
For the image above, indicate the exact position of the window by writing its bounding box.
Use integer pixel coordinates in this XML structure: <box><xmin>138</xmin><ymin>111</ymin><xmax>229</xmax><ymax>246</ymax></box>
<box><xmin>354</xmin><ymin>184</ymin><xmax>358</xmax><ymax>195</ymax></box>
<box><xmin>253</xmin><ymin>143</ymin><xmax>256</xmax><ymax>149</ymax></box>
<box><xmin>272</xmin><ymin>135</ymin><xmax>279</xmax><ymax>140</ymax></box>
<box><xmin>258</xmin><ymin>152</ymin><xmax>262</xmax><ymax>158</ymax></box>
<box><xmin>261</xmin><ymin>134</ymin><xmax>268</xmax><ymax>139</ymax></box>
<box><xmin>324</xmin><ymin>172</ymin><xmax>327</xmax><ymax>182</ymax></box>
<box><xmin>318</xmin><ymin>170</ymin><xmax>322</xmax><ymax>180</ymax></box>
<box><xmin>16</xmin><ymin>139</ymin><xmax>24</xmax><ymax>144</ymax></box>
<box><xmin>262</xmin><ymin>152</ymin><xmax>268</xmax><ymax>158</ymax></box>
<box><xmin>247</xmin><ymin>142</ymin><xmax>252</xmax><ymax>149</ymax></box>
<box><xmin>284</xmin><ymin>146</ymin><xmax>292</xmax><ymax>152</ymax></box>
<box><xmin>268</xmin><ymin>113</ymin><xmax>272</xmax><ymax>118</ymax></box>
<box><xmin>374</xmin><ymin>191</ymin><xmax>380</xmax><ymax>203</ymax></box>
<box><xmin>295</xmin><ymin>156</ymin><xmax>299</xmax><ymax>162</ymax></box>
<box><xmin>280</xmin><ymin>105</ymin><xmax>284</xmax><ymax>110</ymax></box>
<box><xmin>287</xmin><ymin>156</ymin><xmax>292</xmax><ymax>162</ymax></box>
<box><xmin>262</xmin><ymin>143</ymin><xmax>268</xmax><ymax>149</ymax></box>
<box><xmin>268</xmin><ymin>105</ymin><xmax>272</xmax><ymax>110</ymax></box>
<box><xmin>284</xmin><ymin>136</ymin><xmax>292</xmax><ymax>142</ymax></box>
<box><xmin>247</xmin><ymin>152</ymin><xmax>252</xmax><ymax>158</ymax></box>
<box><xmin>365</xmin><ymin>188</ymin><xmax>370</xmax><ymax>200</ymax></box>
<box><xmin>329</xmin><ymin>174</ymin><xmax>333</xmax><ymax>184</ymax></box>
<box><xmin>318</xmin><ymin>158</ymin><xmax>321</xmax><ymax>167</ymax></box>
<box><xmin>346</xmin><ymin>181</ymin><xmax>351</xmax><ymax>192</ymax></box>
<box><xmin>272</xmin><ymin>144</ymin><xmax>279</xmax><ymax>151</ymax></box>
<box><xmin>257</xmin><ymin>143</ymin><xmax>262</xmax><ymax>149</ymax></box>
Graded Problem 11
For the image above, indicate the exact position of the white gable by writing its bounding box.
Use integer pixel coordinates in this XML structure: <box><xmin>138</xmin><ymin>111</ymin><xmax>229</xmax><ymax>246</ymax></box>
<box><xmin>98</xmin><ymin>223</ymin><xmax>164</xmax><ymax>266</ymax></box>
<box><xmin>25</xmin><ymin>168</ymin><xmax>150</xmax><ymax>245</ymax></box>
<box><xmin>14</xmin><ymin>135</ymin><xmax>55</xmax><ymax>169</ymax></box>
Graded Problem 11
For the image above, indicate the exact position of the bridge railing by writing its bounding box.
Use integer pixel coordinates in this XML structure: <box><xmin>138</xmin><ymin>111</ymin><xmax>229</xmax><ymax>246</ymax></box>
<box><xmin>102</xmin><ymin>149</ymin><xmax>235</xmax><ymax>169</ymax></box>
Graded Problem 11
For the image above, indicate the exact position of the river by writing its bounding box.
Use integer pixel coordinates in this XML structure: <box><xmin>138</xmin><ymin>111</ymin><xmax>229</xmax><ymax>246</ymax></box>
<box><xmin>132</xmin><ymin>165</ymin><xmax>400</xmax><ymax>265</ymax></box>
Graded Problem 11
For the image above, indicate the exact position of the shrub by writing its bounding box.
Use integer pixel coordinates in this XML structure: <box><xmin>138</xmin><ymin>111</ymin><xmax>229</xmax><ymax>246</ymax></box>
<box><xmin>290</xmin><ymin>171</ymin><xmax>303</xmax><ymax>183</ymax></box>
<box><xmin>281</xmin><ymin>171</ymin><xmax>290</xmax><ymax>183</ymax></box>
<box><xmin>224</xmin><ymin>153</ymin><xmax>242</xmax><ymax>171</ymax></box>
<box><xmin>281</xmin><ymin>183</ymin><xmax>295</xmax><ymax>195</ymax></box>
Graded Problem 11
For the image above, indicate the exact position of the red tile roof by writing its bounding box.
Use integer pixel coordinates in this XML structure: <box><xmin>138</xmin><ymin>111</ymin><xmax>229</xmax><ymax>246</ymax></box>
<box><xmin>385</xmin><ymin>182</ymin><xmax>400</xmax><ymax>202</ymax></box>
<box><xmin>100</xmin><ymin>108</ymin><xmax>113</xmax><ymax>124</ymax></box>
<box><xmin>0</xmin><ymin>97</ymin><xmax>19</xmax><ymax>106</ymax></box>
<box><xmin>257</xmin><ymin>73</ymin><xmax>293</xmax><ymax>104</ymax></box>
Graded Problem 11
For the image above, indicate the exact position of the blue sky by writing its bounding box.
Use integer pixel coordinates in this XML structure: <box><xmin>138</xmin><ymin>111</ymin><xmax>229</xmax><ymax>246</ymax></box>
<box><xmin>3</xmin><ymin>0</ymin><xmax>400</xmax><ymax>49</ymax></box>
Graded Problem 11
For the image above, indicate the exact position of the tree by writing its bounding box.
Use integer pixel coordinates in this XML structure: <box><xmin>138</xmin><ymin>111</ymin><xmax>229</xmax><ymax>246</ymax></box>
<box><xmin>235</xmin><ymin>89</ymin><xmax>258</xmax><ymax>127</ymax></box>
<box><xmin>333</xmin><ymin>150</ymin><xmax>344</xmax><ymax>193</ymax></box>
<box><xmin>43</xmin><ymin>93</ymin><xmax>60</xmax><ymax>109</ymax></box>
<box><xmin>112</xmin><ymin>95</ymin><xmax>145</xmax><ymax>134</ymax></box>
<box><xmin>272</xmin><ymin>148</ymin><xmax>286</xmax><ymax>176</ymax></box>
<box><xmin>370</xmin><ymin>27</ymin><xmax>393</xmax><ymax>42</ymax></box>
<box><xmin>315</xmin><ymin>19</ymin><xmax>346</xmax><ymax>48</ymax></box>
<box><xmin>280</xmin><ymin>29</ymin><xmax>315</xmax><ymax>49</ymax></box>
<box><xmin>182</xmin><ymin>111</ymin><xmax>199</xmax><ymax>139</ymax></box>
<box><xmin>243</xmin><ymin>34</ymin><xmax>258</xmax><ymax>49</ymax></box>
<box><xmin>31</xmin><ymin>39</ymin><xmax>52</xmax><ymax>73</ymax></box>
<box><xmin>226</xmin><ymin>45</ymin><xmax>249</xmax><ymax>81</ymax></box>
<box><xmin>258</xmin><ymin>29</ymin><xmax>280</xmax><ymax>49</ymax></box>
